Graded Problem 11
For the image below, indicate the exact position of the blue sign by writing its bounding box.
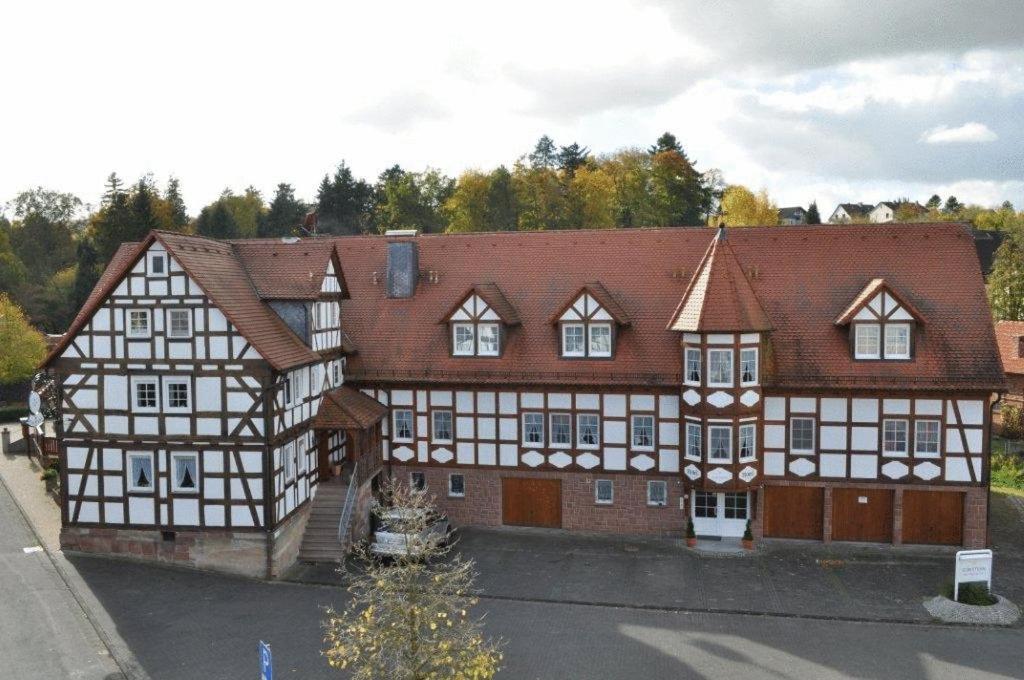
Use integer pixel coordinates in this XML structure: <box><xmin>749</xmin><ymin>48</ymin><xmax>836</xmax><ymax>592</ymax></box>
<box><xmin>259</xmin><ymin>641</ymin><xmax>272</xmax><ymax>680</ymax></box>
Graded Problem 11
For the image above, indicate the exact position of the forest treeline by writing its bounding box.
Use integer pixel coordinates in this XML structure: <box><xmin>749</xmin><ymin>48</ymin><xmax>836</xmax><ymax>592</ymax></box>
<box><xmin>2</xmin><ymin>132</ymin><xmax>1023</xmax><ymax>336</ymax></box>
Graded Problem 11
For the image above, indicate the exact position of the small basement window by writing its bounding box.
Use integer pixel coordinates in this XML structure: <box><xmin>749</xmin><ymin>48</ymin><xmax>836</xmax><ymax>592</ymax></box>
<box><xmin>448</xmin><ymin>473</ymin><xmax>465</xmax><ymax>498</ymax></box>
<box><xmin>595</xmin><ymin>479</ymin><xmax>613</xmax><ymax>505</ymax></box>
<box><xmin>410</xmin><ymin>472</ymin><xmax>426</xmax><ymax>492</ymax></box>
<box><xmin>647</xmin><ymin>481</ymin><xmax>667</xmax><ymax>507</ymax></box>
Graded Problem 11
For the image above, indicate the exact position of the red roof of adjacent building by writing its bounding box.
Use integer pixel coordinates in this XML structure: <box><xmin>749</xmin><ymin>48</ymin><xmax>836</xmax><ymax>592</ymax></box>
<box><xmin>995</xmin><ymin>320</ymin><xmax>1024</xmax><ymax>376</ymax></box>
<box><xmin>45</xmin><ymin>223</ymin><xmax>1005</xmax><ymax>392</ymax></box>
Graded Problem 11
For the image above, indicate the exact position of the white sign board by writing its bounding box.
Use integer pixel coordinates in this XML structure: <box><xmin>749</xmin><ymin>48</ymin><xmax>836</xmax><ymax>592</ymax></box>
<box><xmin>954</xmin><ymin>549</ymin><xmax>993</xmax><ymax>600</ymax></box>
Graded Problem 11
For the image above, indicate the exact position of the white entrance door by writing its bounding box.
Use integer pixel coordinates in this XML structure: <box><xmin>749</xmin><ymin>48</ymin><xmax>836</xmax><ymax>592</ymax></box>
<box><xmin>691</xmin><ymin>491</ymin><xmax>750</xmax><ymax>537</ymax></box>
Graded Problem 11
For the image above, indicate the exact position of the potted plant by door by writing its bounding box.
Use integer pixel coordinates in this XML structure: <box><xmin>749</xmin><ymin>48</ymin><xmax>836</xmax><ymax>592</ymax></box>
<box><xmin>686</xmin><ymin>518</ymin><xmax>697</xmax><ymax>547</ymax></box>
<box><xmin>41</xmin><ymin>466</ymin><xmax>59</xmax><ymax>498</ymax></box>
<box><xmin>742</xmin><ymin>520</ymin><xmax>754</xmax><ymax>550</ymax></box>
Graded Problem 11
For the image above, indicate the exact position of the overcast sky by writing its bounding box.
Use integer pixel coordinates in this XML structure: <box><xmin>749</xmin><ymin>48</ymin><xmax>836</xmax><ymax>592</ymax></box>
<box><xmin>2</xmin><ymin>0</ymin><xmax>1022</xmax><ymax>217</ymax></box>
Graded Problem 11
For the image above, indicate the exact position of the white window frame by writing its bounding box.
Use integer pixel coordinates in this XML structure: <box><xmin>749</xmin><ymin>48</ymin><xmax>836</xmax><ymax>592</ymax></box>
<box><xmin>790</xmin><ymin>417</ymin><xmax>816</xmax><ymax>454</ymax></box>
<box><xmin>647</xmin><ymin>480</ymin><xmax>668</xmax><ymax>507</ymax></box>
<box><xmin>126</xmin><ymin>451</ymin><xmax>155</xmax><ymax>493</ymax></box>
<box><xmin>166</xmin><ymin>308</ymin><xmax>192</xmax><ymax>338</ymax></box>
<box><xmin>453</xmin><ymin>322</ymin><xmax>475</xmax><ymax>356</ymax></box>
<box><xmin>854</xmin><ymin>323</ymin><xmax>881</xmax><ymax>359</ymax></box>
<box><xmin>448</xmin><ymin>473</ymin><xmax>465</xmax><ymax>498</ymax></box>
<box><xmin>685</xmin><ymin>421</ymin><xmax>702</xmax><ymax>460</ymax></box>
<box><xmin>884</xmin><ymin>323</ymin><xmax>911</xmax><ymax>359</ymax></box>
<box><xmin>282</xmin><ymin>442</ymin><xmax>295</xmax><ymax>482</ymax></box>
<box><xmin>595</xmin><ymin>479</ymin><xmax>613</xmax><ymax>505</ymax></box>
<box><xmin>332</xmin><ymin>360</ymin><xmax>341</xmax><ymax>385</ymax></box>
<box><xmin>170</xmin><ymin>451</ymin><xmax>200</xmax><ymax>494</ymax></box>
<box><xmin>127</xmin><ymin>309</ymin><xmax>152</xmax><ymax>339</ymax></box>
<box><xmin>163</xmin><ymin>378</ymin><xmax>191</xmax><ymax>413</ymax></box>
<box><xmin>522</xmin><ymin>412</ymin><xmax>545</xmax><ymax>446</ymax></box>
<box><xmin>131</xmin><ymin>377</ymin><xmax>159</xmax><ymax>413</ymax></box>
<box><xmin>708</xmin><ymin>425</ymin><xmax>732</xmax><ymax>462</ymax></box>
<box><xmin>283</xmin><ymin>376</ymin><xmax>292</xmax><ymax>406</ymax></box>
<box><xmin>147</xmin><ymin>252</ymin><xmax>167</xmax><ymax>277</ymax></box>
<box><xmin>410</xmin><ymin>471</ymin><xmax>426</xmax><ymax>492</ymax></box>
<box><xmin>549</xmin><ymin>412</ymin><xmax>572</xmax><ymax>448</ymax></box>
<box><xmin>631</xmin><ymin>414</ymin><xmax>655</xmax><ymax>451</ymax></box>
<box><xmin>588</xmin><ymin>323</ymin><xmax>612</xmax><ymax>358</ymax></box>
<box><xmin>432</xmin><ymin>409</ymin><xmax>453</xmax><ymax>445</ymax></box>
<box><xmin>477</xmin><ymin>322</ymin><xmax>500</xmax><ymax>356</ymax></box>
<box><xmin>738</xmin><ymin>422</ymin><xmax>757</xmax><ymax>462</ymax></box>
<box><xmin>684</xmin><ymin>347</ymin><xmax>701</xmax><ymax>385</ymax></box>
<box><xmin>576</xmin><ymin>413</ymin><xmax>600</xmax><ymax>449</ymax></box>
<box><xmin>707</xmin><ymin>349</ymin><xmax>734</xmax><ymax>388</ymax></box>
<box><xmin>740</xmin><ymin>347</ymin><xmax>758</xmax><ymax>386</ymax></box>
<box><xmin>392</xmin><ymin>409</ymin><xmax>414</xmax><ymax>443</ymax></box>
<box><xmin>562</xmin><ymin>323</ymin><xmax>586</xmax><ymax>357</ymax></box>
<box><xmin>883</xmin><ymin>418</ymin><xmax>909</xmax><ymax>456</ymax></box>
<box><xmin>914</xmin><ymin>419</ymin><xmax>941</xmax><ymax>457</ymax></box>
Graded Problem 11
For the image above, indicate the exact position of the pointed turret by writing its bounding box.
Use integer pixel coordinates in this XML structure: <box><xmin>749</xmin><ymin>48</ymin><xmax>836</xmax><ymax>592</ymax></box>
<box><xmin>668</xmin><ymin>226</ymin><xmax>772</xmax><ymax>332</ymax></box>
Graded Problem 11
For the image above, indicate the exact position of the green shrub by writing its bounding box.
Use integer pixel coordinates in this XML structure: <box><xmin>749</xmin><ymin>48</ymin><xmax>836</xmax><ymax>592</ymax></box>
<box><xmin>1001</xmin><ymin>404</ymin><xmax>1024</xmax><ymax>440</ymax></box>
<box><xmin>743</xmin><ymin>519</ymin><xmax>753</xmax><ymax>541</ymax></box>
<box><xmin>941</xmin><ymin>581</ymin><xmax>997</xmax><ymax>606</ymax></box>
<box><xmin>991</xmin><ymin>451</ymin><xmax>1024</xmax><ymax>490</ymax></box>
<box><xmin>686</xmin><ymin>518</ymin><xmax>695</xmax><ymax>539</ymax></box>
<box><xmin>40</xmin><ymin>467</ymin><xmax>58</xmax><ymax>481</ymax></box>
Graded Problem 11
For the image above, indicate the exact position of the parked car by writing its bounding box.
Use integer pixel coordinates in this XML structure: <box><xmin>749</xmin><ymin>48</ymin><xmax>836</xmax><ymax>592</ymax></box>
<box><xmin>370</xmin><ymin>507</ymin><xmax>452</xmax><ymax>558</ymax></box>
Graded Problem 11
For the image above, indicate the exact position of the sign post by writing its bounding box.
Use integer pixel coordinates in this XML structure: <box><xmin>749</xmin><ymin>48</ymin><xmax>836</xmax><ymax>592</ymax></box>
<box><xmin>259</xmin><ymin>641</ymin><xmax>272</xmax><ymax>680</ymax></box>
<box><xmin>954</xmin><ymin>549</ymin><xmax>993</xmax><ymax>600</ymax></box>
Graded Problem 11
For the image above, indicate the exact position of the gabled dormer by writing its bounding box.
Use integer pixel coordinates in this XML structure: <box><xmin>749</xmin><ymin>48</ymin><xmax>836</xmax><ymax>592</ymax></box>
<box><xmin>551</xmin><ymin>283</ymin><xmax>630</xmax><ymax>359</ymax></box>
<box><xmin>835</xmin><ymin>279</ymin><xmax>924</xmax><ymax>360</ymax></box>
<box><xmin>442</xmin><ymin>284</ymin><xmax>519</xmax><ymax>357</ymax></box>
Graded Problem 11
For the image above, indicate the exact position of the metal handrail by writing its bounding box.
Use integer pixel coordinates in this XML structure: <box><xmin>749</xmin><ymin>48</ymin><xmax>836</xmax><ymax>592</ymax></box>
<box><xmin>337</xmin><ymin>462</ymin><xmax>358</xmax><ymax>544</ymax></box>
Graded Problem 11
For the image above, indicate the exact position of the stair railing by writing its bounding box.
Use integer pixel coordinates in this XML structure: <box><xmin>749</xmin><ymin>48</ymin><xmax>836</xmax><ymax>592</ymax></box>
<box><xmin>337</xmin><ymin>462</ymin><xmax>358</xmax><ymax>544</ymax></box>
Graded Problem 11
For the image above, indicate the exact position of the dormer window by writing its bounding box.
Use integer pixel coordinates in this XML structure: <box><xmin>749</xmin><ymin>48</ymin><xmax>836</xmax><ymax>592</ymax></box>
<box><xmin>443</xmin><ymin>284</ymin><xmax>519</xmax><ymax>358</ymax></box>
<box><xmin>147</xmin><ymin>251</ymin><xmax>167</xmax><ymax>277</ymax></box>
<box><xmin>836</xmin><ymin>279</ymin><xmax>924</xmax><ymax>361</ymax></box>
<box><xmin>552</xmin><ymin>283</ymin><xmax>630</xmax><ymax>359</ymax></box>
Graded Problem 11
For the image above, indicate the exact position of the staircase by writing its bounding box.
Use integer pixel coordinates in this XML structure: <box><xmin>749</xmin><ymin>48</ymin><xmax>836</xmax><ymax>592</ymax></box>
<box><xmin>298</xmin><ymin>480</ymin><xmax>352</xmax><ymax>563</ymax></box>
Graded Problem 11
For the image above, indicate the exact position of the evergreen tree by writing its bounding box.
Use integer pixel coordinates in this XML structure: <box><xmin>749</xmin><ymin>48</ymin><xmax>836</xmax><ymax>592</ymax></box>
<box><xmin>1002</xmin><ymin>200</ymin><xmax>1015</xmax><ymax>212</ymax></box>
<box><xmin>649</xmin><ymin>132</ymin><xmax>682</xmax><ymax>155</ymax></box>
<box><xmin>944</xmin><ymin>195</ymin><xmax>962</xmax><ymax>214</ymax></box>
<box><xmin>925</xmin><ymin>194</ymin><xmax>942</xmax><ymax>210</ymax></box>
<box><xmin>103</xmin><ymin>172</ymin><xmax>124</xmax><ymax>206</ymax></box>
<box><xmin>528</xmin><ymin>135</ymin><xmax>558</xmax><ymax>169</ymax></box>
<box><xmin>558</xmin><ymin>142</ymin><xmax>590</xmax><ymax>178</ymax></box>
<box><xmin>261</xmin><ymin>183</ymin><xmax>307</xmax><ymax>237</ymax></box>
<box><xmin>72</xmin><ymin>238</ymin><xmax>100</xmax><ymax>312</ymax></box>
<box><xmin>485</xmin><ymin>166</ymin><xmax>518</xmax><ymax>231</ymax></box>
<box><xmin>164</xmin><ymin>177</ymin><xmax>189</xmax><ymax>230</ymax></box>
<box><xmin>195</xmin><ymin>201</ymin><xmax>239</xmax><ymax>239</ymax></box>
<box><xmin>129</xmin><ymin>179</ymin><xmax>162</xmax><ymax>239</ymax></box>
<box><xmin>806</xmin><ymin>201</ymin><xmax>821</xmax><ymax>224</ymax></box>
<box><xmin>317</xmin><ymin>162</ymin><xmax>374</xmax><ymax>235</ymax></box>
<box><xmin>91</xmin><ymin>190</ymin><xmax>134</xmax><ymax>261</ymax></box>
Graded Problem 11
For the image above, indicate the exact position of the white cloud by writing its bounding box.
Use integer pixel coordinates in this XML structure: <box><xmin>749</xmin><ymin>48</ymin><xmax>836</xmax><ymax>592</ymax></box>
<box><xmin>920</xmin><ymin>122</ymin><xmax>998</xmax><ymax>144</ymax></box>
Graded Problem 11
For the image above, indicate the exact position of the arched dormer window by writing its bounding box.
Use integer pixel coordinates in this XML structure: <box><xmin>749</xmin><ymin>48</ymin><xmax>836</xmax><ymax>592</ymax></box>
<box><xmin>835</xmin><ymin>279</ymin><xmax>925</xmax><ymax>361</ymax></box>
<box><xmin>441</xmin><ymin>284</ymin><xmax>519</xmax><ymax>358</ymax></box>
<box><xmin>551</xmin><ymin>283</ymin><xmax>630</xmax><ymax>359</ymax></box>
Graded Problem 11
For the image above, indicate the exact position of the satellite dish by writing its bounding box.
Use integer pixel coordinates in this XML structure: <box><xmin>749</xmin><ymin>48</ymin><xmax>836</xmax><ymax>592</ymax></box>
<box><xmin>26</xmin><ymin>412</ymin><xmax>44</xmax><ymax>428</ymax></box>
<box><xmin>28</xmin><ymin>392</ymin><xmax>41</xmax><ymax>415</ymax></box>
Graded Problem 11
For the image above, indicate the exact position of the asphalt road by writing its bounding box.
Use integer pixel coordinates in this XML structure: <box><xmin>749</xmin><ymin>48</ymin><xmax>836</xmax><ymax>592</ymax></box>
<box><xmin>0</xmin><ymin>480</ymin><xmax>123</xmax><ymax>680</ymax></box>
<box><xmin>62</xmin><ymin>553</ymin><xmax>1024</xmax><ymax>680</ymax></box>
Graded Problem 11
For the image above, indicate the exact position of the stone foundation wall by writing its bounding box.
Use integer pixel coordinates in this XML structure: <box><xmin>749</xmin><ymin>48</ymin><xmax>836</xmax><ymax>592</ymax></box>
<box><xmin>268</xmin><ymin>503</ymin><xmax>310</xmax><ymax>578</ymax></box>
<box><xmin>390</xmin><ymin>465</ymin><xmax>686</xmax><ymax>536</ymax></box>
<box><xmin>60</xmin><ymin>526</ymin><xmax>268</xmax><ymax>578</ymax></box>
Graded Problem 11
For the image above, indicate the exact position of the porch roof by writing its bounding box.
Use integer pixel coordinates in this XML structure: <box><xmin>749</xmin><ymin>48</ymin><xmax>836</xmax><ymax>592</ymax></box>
<box><xmin>313</xmin><ymin>386</ymin><xmax>387</xmax><ymax>430</ymax></box>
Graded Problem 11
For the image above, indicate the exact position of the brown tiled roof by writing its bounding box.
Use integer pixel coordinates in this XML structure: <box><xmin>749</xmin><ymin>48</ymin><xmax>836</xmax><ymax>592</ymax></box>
<box><xmin>313</xmin><ymin>386</ymin><xmax>387</xmax><ymax>429</ymax></box>
<box><xmin>335</xmin><ymin>223</ymin><xmax>1004</xmax><ymax>390</ymax></box>
<box><xmin>442</xmin><ymin>284</ymin><xmax>521</xmax><ymax>325</ymax></box>
<box><xmin>231</xmin><ymin>239</ymin><xmax>347</xmax><ymax>299</ymax></box>
<box><xmin>834</xmin><ymin>278</ymin><xmax>926</xmax><ymax>325</ymax></box>
<box><xmin>549</xmin><ymin>282</ymin><xmax>631</xmax><ymax>326</ymax></box>
<box><xmin>668</xmin><ymin>228</ymin><xmax>772</xmax><ymax>332</ymax></box>
<box><xmin>995</xmin><ymin>321</ymin><xmax>1024</xmax><ymax>375</ymax></box>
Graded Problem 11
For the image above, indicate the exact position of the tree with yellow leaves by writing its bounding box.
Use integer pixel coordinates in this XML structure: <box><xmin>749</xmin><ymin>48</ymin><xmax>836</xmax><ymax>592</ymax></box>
<box><xmin>715</xmin><ymin>185</ymin><xmax>780</xmax><ymax>227</ymax></box>
<box><xmin>323</xmin><ymin>478</ymin><xmax>502</xmax><ymax>679</ymax></box>
<box><xmin>0</xmin><ymin>294</ymin><xmax>47</xmax><ymax>385</ymax></box>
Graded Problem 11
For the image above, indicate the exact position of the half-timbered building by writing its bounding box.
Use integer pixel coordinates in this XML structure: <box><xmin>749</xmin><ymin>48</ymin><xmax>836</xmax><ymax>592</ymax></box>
<box><xmin>41</xmin><ymin>222</ymin><xmax>1004</xmax><ymax>576</ymax></box>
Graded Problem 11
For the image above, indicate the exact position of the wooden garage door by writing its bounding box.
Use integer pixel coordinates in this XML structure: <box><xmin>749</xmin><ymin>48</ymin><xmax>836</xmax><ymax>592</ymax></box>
<box><xmin>902</xmin><ymin>490</ymin><xmax>963</xmax><ymax>545</ymax></box>
<box><xmin>763</xmin><ymin>486</ymin><xmax>823</xmax><ymax>539</ymax></box>
<box><xmin>831</xmin><ymin>488</ymin><xmax>893</xmax><ymax>543</ymax></box>
<box><xmin>502</xmin><ymin>478</ymin><xmax>562</xmax><ymax>528</ymax></box>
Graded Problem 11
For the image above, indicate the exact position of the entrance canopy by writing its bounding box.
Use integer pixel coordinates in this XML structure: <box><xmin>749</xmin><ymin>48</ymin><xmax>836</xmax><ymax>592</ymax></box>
<box><xmin>313</xmin><ymin>386</ymin><xmax>387</xmax><ymax>430</ymax></box>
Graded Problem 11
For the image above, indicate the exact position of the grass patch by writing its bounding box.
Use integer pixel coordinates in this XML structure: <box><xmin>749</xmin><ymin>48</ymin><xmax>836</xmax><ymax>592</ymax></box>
<box><xmin>941</xmin><ymin>582</ymin><xmax>998</xmax><ymax>606</ymax></box>
<box><xmin>991</xmin><ymin>449</ymin><xmax>1024</xmax><ymax>491</ymax></box>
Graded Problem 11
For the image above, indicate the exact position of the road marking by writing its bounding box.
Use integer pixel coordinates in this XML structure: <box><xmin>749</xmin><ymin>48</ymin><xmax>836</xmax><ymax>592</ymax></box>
<box><xmin>23</xmin><ymin>545</ymin><xmax>43</xmax><ymax>554</ymax></box>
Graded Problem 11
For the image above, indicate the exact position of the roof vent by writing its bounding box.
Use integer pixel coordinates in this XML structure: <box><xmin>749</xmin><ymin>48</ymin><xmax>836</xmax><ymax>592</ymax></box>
<box><xmin>384</xmin><ymin>229</ymin><xmax>418</xmax><ymax>238</ymax></box>
<box><xmin>386</xmin><ymin>241</ymin><xmax>419</xmax><ymax>298</ymax></box>
<box><xmin>280</xmin><ymin>236</ymin><xmax>301</xmax><ymax>244</ymax></box>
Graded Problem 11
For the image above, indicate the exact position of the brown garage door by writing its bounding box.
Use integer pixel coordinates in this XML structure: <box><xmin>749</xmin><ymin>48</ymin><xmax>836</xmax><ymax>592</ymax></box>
<box><xmin>902</xmin><ymin>490</ymin><xmax>963</xmax><ymax>545</ymax></box>
<box><xmin>502</xmin><ymin>478</ymin><xmax>562</xmax><ymax>528</ymax></box>
<box><xmin>831</xmin><ymin>488</ymin><xmax>893</xmax><ymax>543</ymax></box>
<box><xmin>763</xmin><ymin>486</ymin><xmax>823</xmax><ymax>539</ymax></box>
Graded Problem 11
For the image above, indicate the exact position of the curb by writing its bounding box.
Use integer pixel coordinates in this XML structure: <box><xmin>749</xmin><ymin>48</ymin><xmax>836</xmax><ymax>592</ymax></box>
<box><xmin>0</xmin><ymin>470</ymin><xmax>151</xmax><ymax>680</ymax></box>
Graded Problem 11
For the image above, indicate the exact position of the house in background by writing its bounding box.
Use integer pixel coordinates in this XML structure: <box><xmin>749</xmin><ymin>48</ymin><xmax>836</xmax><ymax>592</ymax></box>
<box><xmin>40</xmin><ymin>222</ymin><xmax>1004</xmax><ymax>578</ymax></box>
<box><xmin>828</xmin><ymin>203</ymin><xmax>874</xmax><ymax>223</ymax></box>
<box><xmin>994</xmin><ymin>320</ymin><xmax>1024</xmax><ymax>430</ymax></box>
<box><xmin>869</xmin><ymin>201</ymin><xmax>928</xmax><ymax>223</ymax></box>
<box><xmin>778</xmin><ymin>207</ymin><xmax>808</xmax><ymax>225</ymax></box>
